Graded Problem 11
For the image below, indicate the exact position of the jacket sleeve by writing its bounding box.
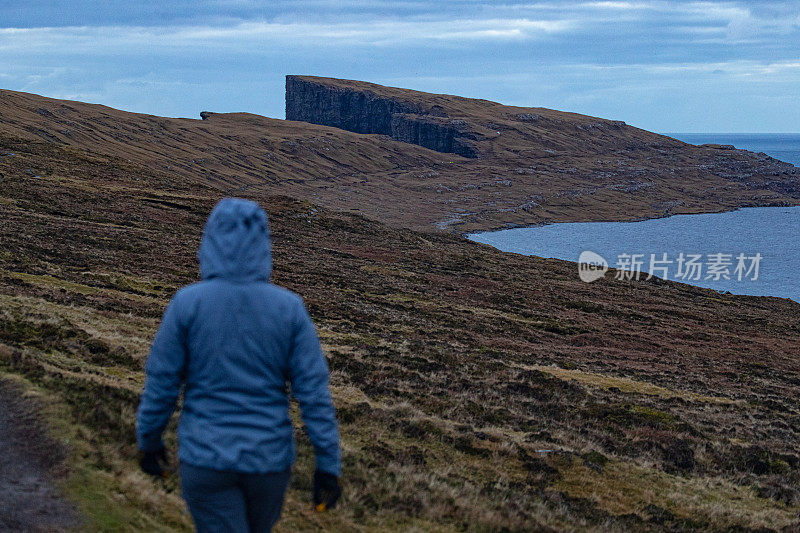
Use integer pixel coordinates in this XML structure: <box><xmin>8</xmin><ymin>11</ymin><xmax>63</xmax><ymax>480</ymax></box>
<box><xmin>136</xmin><ymin>295</ymin><xmax>188</xmax><ymax>452</ymax></box>
<box><xmin>288</xmin><ymin>299</ymin><xmax>342</xmax><ymax>476</ymax></box>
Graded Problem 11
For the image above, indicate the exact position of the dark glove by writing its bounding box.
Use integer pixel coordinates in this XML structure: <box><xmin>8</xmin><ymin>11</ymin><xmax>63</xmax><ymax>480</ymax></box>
<box><xmin>313</xmin><ymin>469</ymin><xmax>342</xmax><ymax>511</ymax></box>
<box><xmin>140</xmin><ymin>447</ymin><xmax>168</xmax><ymax>478</ymax></box>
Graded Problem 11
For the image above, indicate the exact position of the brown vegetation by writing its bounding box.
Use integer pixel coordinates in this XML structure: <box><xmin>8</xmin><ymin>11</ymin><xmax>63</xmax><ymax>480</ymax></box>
<box><xmin>1</xmin><ymin>121</ymin><xmax>799</xmax><ymax>530</ymax></box>
<box><xmin>1</xmin><ymin>77</ymin><xmax>798</xmax><ymax>235</ymax></box>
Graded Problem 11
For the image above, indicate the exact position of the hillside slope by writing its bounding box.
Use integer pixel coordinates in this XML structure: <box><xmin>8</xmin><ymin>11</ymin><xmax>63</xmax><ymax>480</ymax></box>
<box><xmin>1</xmin><ymin>81</ymin><xmax>798</xmax><ymax>232</ymax></box>
<box><xmin>1</xmin><ymin>132</ymin><xmax>799</xmax><ymax>531</ymax></box>
<box><xmin>286</xmin><ymin>74</ymin><xmax>684</xmax><ymax>159</ymax></box>
<box><xmin>285</xmin><ymin>75</ymin><xmax>800</xmax><ymax>229</ymax></box>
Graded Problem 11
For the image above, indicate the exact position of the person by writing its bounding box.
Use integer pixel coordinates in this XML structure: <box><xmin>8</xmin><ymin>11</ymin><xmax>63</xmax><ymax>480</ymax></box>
<box><xmin>135</xmin><ymin>197</ymin><xmax>341</xmax><ymax>532</ymax></box>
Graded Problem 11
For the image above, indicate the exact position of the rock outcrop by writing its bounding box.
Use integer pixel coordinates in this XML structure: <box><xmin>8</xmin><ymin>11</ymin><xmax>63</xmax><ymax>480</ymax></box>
<box><xmin>286</xmin><ymin>75</ymin><xmax>479</xmax><ymax>157</ymax></box>
<box><xmin>283</xmin><ymin>75</ymin><xmax>696</xmax><ymax>161</ymax></box>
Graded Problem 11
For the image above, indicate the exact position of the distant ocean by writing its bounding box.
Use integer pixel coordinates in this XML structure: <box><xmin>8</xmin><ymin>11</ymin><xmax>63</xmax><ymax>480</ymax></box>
<box><xmin>667</xmin><ymin>133</ymin><xmax>800</xmax><ymax>167</ymax></box>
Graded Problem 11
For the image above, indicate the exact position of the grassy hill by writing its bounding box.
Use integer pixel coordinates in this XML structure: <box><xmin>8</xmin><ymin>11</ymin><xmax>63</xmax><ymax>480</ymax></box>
<box><xmin>1</xmin><ymin>129</ymin><xmax>799</xmax><ymax>531</ymax></box>
<box><xmin>2</xmin><ymin>79</ymin><xmax>799</xmax><ymax>234</ymax></box>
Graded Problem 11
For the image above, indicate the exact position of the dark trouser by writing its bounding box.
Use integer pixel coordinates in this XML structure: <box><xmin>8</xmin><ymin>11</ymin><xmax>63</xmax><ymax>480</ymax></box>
<box><xmin>179</xmin><ymin>463</ymin><xmax>291</xmax><ymax>533</ymax></box>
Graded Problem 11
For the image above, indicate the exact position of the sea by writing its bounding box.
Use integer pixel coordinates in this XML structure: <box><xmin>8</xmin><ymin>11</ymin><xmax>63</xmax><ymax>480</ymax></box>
<box><xmin>669</xmin><ymin>133</ymin><xmax>800</xmax><ymax>167</ymax></box>
<box><xmin>467</xmin><ymin>134</ymin><xmax>800</xmax><ymax>302</ymax></box>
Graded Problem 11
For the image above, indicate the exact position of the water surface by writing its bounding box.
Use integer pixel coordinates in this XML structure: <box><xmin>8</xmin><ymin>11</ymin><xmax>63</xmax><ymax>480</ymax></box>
<box><xmin>468</xmin><ymin>207</ymin><xmax>800</xmax><ymax>302</ymax></box>
<box><xmin>668</xmin><ymin>133</ymin><xmax>800</xmax><ymax>167</ymax></box>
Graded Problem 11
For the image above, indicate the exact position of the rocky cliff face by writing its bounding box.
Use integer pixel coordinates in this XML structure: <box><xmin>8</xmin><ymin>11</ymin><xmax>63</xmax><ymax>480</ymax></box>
<box><xmin>283</xmin><ymin>75</ymin><xmax>699</xmax><ymax>161</ymax></box>
<box><xmin>286</xmin><ymin>75</ymin><xmax>479</xmax><ymax>157</ymax></box>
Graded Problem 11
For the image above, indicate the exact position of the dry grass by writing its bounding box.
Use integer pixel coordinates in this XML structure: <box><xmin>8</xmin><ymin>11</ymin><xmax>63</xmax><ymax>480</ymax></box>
<box><xmin>525</xmin><ymin>364</ymin><xmax>739</xmax><ymax>404</ymax></box>
<box><xmin>0</xmin><ymin>132</ymin><xmax>799</xmax><ymax>531</ymax></box>
<box><xmin>556</xmin><ymin>458</ymin><xmax>800</xmax><ymax>530</ymax></box>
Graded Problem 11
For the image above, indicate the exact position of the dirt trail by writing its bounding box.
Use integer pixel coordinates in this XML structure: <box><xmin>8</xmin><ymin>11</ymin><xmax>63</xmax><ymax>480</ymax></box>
<box><xmin>0</xmin><ymin>379</ymin><xmax>80</xmax><ymax>532</ymax></box>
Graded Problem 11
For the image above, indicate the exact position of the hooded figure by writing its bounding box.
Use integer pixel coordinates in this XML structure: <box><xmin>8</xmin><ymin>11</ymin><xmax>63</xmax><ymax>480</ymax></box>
<box><xmin>136</xmin><ymin>198</ymin><xmax>341</xmax><ymax>532</ymax></box>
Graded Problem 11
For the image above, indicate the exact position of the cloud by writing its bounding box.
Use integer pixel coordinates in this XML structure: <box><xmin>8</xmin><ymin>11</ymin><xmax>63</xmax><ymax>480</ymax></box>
<box><xmin>0</xmin><ymin>16</ymin><xmax>577</xmax><ymax>56</ymax></box>
<box><xmin>578</xmin><ymin>1</ymin><xmax>654</xmax><ymax>9</ymax></box>
<box><xmin>676</xmin><ymin>2</ymin><xmax>799</xmax><ymax>42</ymax></box>
<box><xmin>582</xmin><ymin>59</ymin><xmax>800</xmax><ymax>77</ymax></box>
<box><xmin>0</xmin><ymin>1</ymin><xmax>798</xmax><ymax>131</ymax></box>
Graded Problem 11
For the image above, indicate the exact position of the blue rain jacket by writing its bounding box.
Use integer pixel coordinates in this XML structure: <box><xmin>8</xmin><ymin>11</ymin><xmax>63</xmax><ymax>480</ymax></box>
<box><xmin>135</xmin><ymin>198</ymin><xmax>341</xmax><ymax>476</ymax></box>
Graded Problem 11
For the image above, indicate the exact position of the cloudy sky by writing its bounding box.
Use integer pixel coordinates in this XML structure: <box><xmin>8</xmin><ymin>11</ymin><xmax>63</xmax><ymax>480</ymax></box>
<box><xmin>1</xmin><ymin>1</ymin><xmax>798</xmax><ymax>132</ymax></box>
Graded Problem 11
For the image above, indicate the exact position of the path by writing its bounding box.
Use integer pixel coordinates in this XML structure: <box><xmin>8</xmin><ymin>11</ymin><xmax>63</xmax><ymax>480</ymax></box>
<box><xmin>0</xmin><ymin>379</ymin><xmax>80</xmax><ymax>532</ymax></box>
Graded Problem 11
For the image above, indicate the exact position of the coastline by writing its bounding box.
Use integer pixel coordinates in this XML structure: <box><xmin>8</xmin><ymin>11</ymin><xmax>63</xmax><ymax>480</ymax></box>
<box><xmin>465</xmin><ymin>205</ymin><xmax>800</xmax><ymax>303</ymax></box>
<box><xmin>461</xmin><ymin>201</ymin><xmax>800</xmax><ymax>238</ymax></box>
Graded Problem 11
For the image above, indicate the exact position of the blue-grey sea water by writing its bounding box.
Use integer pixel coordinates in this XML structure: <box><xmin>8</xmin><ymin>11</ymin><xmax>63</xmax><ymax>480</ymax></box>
<box><xmin>467</xmin><ymin>134</ymin><xmax>800</xmax><ymax>301</ymax></box>
<box><xmin>669</xmin><ymin>133</ymin><xmax>800</xmax><ymax>167</ymax></box>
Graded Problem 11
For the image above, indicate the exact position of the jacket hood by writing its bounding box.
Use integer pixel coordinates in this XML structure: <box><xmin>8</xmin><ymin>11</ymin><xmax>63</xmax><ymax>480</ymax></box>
<box><xmin>198</xmin><ymin>198</ymin><xmax>272</xmax><ymax>282</ymax></box>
